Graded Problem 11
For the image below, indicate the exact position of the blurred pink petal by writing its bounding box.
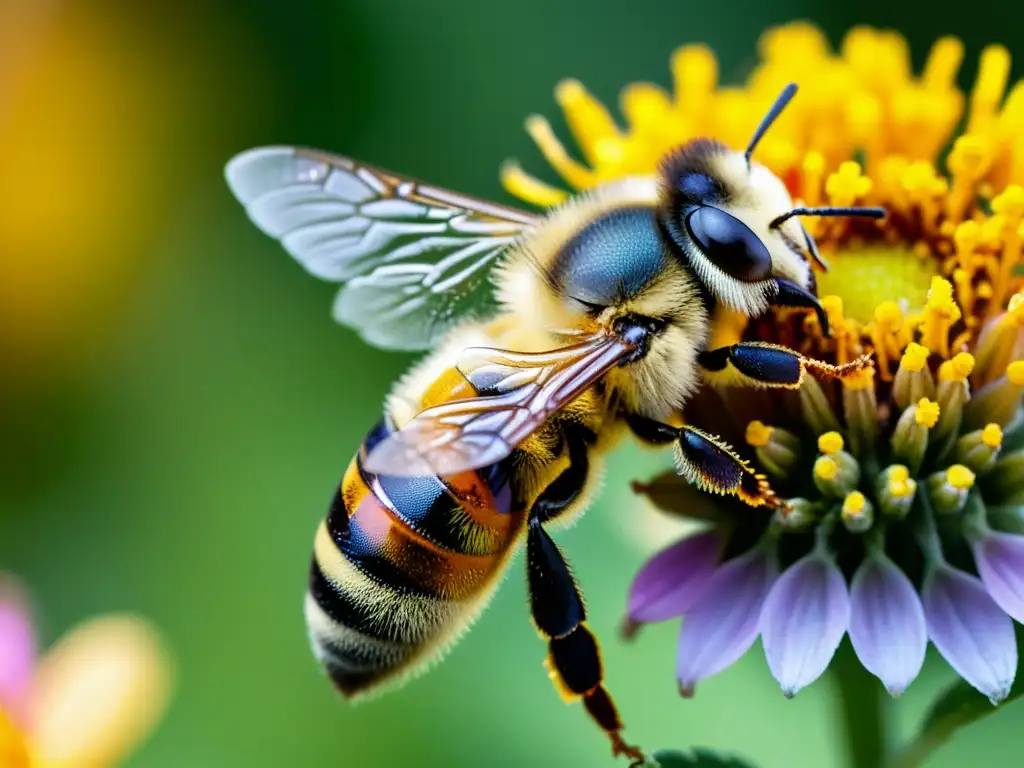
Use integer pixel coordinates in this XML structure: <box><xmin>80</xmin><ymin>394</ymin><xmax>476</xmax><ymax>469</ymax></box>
<box><xmin>676</xmin><ymin>545</ymin><xmax>778</xmax><ymax>694</ymax></box>
<box><xmin>848</xmin><ymin>553</ymin><xmax>926</xmax><ymax>696</ymax></box>
<box><xmin>627</xmin><ymin>529</ymin><xmax>721</xmax><ymax>623</ymax></box>
<box><xmin>0</xmin><ymin>577</ymin><xmax>36</xmax><ymax>719</ymax></box>
<box><xmin>760</xmin><ymin>553</ymin><xmax>850</xmax><ymax>697</ymax></box>
<box><xmin>29</xmin><ymin>614</ymin><xmax>173</xmax><ymax>766</ymax></box>
<box><xmin>972</xmin><ymin>530</ymin><xmax>1024</xmax><ymax>623</ymax></box>
<box><xmin>922</xmin><ymin>564</ymin><xmax>1017</xmax><ymax>704</ymax></box>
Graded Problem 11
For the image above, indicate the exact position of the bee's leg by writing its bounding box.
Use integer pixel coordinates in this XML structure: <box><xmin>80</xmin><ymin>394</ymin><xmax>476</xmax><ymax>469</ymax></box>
<box><xmin>624</xmin><ymin>412</ymin><xmax>780</xmax><ymax>509</ymax></box>
<box><xmin>526</xmin><ymin>430</ymin><xmax>646</xmax><ymax>767</ymax></box>
<box><xmin>698</xmin><ymin>341</ymin><xmax>870</xmax><ymax>389</ymax></box>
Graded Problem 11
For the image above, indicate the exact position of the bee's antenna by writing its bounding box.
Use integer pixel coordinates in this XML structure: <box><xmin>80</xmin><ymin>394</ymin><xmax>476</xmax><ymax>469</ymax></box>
<box><xmin>770</xmin><ymin>206</ymin><xmax>887</xmax><ymax>229</ymax></box>
<box><xmin>745</xmin><ymin>83</ymin><xmax>798</xmax><ymax>170</ymax></box>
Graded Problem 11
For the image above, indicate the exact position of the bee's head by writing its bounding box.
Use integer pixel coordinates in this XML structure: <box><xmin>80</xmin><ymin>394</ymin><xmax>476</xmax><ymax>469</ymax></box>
<box><xmin>657</xmin><ymin>86</ymin><xmax>884</xmax><ymax>323</ymax></box>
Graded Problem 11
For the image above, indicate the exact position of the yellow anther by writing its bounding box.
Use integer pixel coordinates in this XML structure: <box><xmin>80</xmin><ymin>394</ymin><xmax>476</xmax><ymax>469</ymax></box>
<box><xmin>915</xmin><ymin>398</ymin><xmax>941</xmax><ymax>428</ymax></box>
<box><xmin>803</xmin><ymin>151</ymin><xmax>825</xmax><ymax>176</ymax></box>
<box><xmin>947</xmin><ymin>135</ymin><xmax>993</xmax><ymax>180</ymax></box>
<box><xmin>982</xmin><ymin>423</ymin><xmax>1004</xmax><ymax>448</ymax></box>
<box><xmin>843</xmin><ymin>366</ymin><xmax>876</xmax><ymax>391</ymax></box>
<box><xmin>842</xmin><ymin>491</ymin><xmax>867</xmax><ymax>517</ymax></box>
<box><xmin>887</xmin><ymin>465</ymin><xmax>915</xmax><ymax>497</ymax></box>
<box><xmin>826</xmin><ymin>161</ymin><xmax>873</xmax><ymax>205</ymax></box>
<box><xmin>992</xmin><ymin>185</ymin><xmax>1024</xmax><ymax>222</ymax></box>
<box><xmin>1007</xmin><ymin>361</ymin><xmax>1024</xmax><ymax>386</ymax></box>
<box><xmin>938</xmin><ymin>352</ymin><xmax>975</xmax><ymax>382</ymax></box>
<box><xmin>923</xmin><ymin>36</ymin><xmax>963</xmax><ymax>89</ymax></box>
<box><xmin>902</xmin><ymin>161</ymin><xmax>948</xmax><ymax>199</ymax></box>
<box><xmin>745</xmin><ymin>421</ymin><xmax>774</xmax><ymax>447</ymax></box>
<box><xmin>815</xmin><ymin>456</ymin><xmax>839</xmax><ymax>481</ymax></box>
<box><xmin>875</xmin><ymin>301</ymin><xmax>903</xmax><ymax>326</ymax></box>
<box><xmin>817</xmin><ymin>432</ymin><xmax>845</xmax><ymax>455</ymax></box>
<box><xmin>901</xmin><ymin>343</ymin><xmax>930</xmax><ymax>372</ymax></box>
<box><xmin>954</xmin><ymin>220</ymin><xmax>982</xmax><ymax>252</ymax></box>
<box><xmin>946</xmin><ymin>464</ymin><xmax>976</xmax><ymax>490</ymax></box>
<box><xmin>1008</xmin><ymin>292</ymin><xmax>1024</xmax><ymax>325</ymax></box>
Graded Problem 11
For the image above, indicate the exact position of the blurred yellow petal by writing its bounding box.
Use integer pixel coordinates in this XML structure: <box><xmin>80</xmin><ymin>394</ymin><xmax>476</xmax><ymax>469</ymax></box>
<box><xmin>29</xmin><ymin>615</ymin><xmax>172</xmax><ymax>767</ymax></box>
<box><xmin>0</xmin><ymin>706</ymin><xmax>31</xmax><ymax>768</ymax></box>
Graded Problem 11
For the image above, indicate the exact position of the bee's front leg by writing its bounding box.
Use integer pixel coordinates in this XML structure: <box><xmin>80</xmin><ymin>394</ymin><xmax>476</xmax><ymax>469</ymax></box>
<box><xmin>698</xmin><ymin>342</ymin><xmax>870</xmax><ymax>389</ymax></box>
<box><xmin>624</xmin><ymin>412</ymin><xmax>780</xmax><ymax>509</ymax></box>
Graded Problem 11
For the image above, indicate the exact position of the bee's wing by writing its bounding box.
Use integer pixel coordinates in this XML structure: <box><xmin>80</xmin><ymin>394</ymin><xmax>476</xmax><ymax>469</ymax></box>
<box><xmin>362</xmin><ymin>333</ymin><xmax>634</xmax><ymax>477</ymax></box>
<box><xmin>225</xmin><ymin>146</ymin><xmax>540</xmax><ymax>351</ymax></box>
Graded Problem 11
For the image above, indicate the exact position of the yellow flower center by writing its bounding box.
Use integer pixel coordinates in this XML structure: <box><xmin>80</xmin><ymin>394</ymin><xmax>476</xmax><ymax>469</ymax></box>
<box><xmin>815</xmin><ymin>246</ymin><xmax>936</xmax><ymax>324</ymax></box>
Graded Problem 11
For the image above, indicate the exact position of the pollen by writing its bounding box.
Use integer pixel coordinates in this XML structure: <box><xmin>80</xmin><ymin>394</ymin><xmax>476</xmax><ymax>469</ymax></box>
<box><xmin>946</xmin><ymin>463</ymin><xmax>977</xmax><ymax>490</ymax></box>
<box><xmin>982</xmin><ymin>423</ymin><xmax>1004</xmax><ymax>448</ymax></box>
<box><xmin>842</xmin><ymin>491</ymin><xmax>866</xmax><ymax>517</ymax></box>
<box><xmin>888</xmin><ymin>465</ymin><xmax>915</xmax><ymax>497</ymax></box>
<box><xmin>817</xmin><ymin>431</ymin><xmax>844</xmax><ymax>455</ymax></box>
<box><xmin>901</xmin><ymin>343</ymin><xmax>930</xmax><ymax>372</ymax></box>
<box><xmin>939</xmin><ymin>352</ymin><xmax>976</xmax><ymax>381</ymax></box>
<box><xmin>745</xmin><ymin>421</ymin><xmax>774</xmax><ymax>447</ymax></box>
<box><xmin>826</xmin><ymin>162</ymin><xmax>873</xmax><ymax>206</ymax></box>
<box><xmin>814</xmin><ymin>456</ymin><xmax>839</xmax><ymax>481</ymax></box>
<box><xmin>915</xmin><ymin>398</ymin><xmax>941</xmax><ymax>428</ymax></box>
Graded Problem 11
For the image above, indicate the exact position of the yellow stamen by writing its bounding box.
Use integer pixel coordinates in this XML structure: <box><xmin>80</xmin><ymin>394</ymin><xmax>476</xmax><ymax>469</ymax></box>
<box><xmin>915</xmin><ymin>398</ymin><xmax>941</xmax><ymax>428</ymax></box>
<box><xmin>842</xmin><ymin>491</ymin><xmax>866</xmax><ymax>516</ymax></box>
<box><xmin>887</xmin><ymin>465</ymin><xmax>915</xmax><ymax>497</ymax></box>
<box><xmin>938</xmin><ymin>352</ymin><xmax>975</xmax><ymax>382</ymax></box>
<box><xmin>817</xmin><ymin>431</ymin><xmax>845</xmax><ymax>455</ymax></box>
<box><xmin>901</xmin><ymin>343</ymin><xmax>930</xmax><ymax>372</ymax></box>
<box><xmin>815</xmin><ymin>456</ymin><xmax>838</xmax><ymax>481</ymax></box>
<box><xmin>745</xmin><ymin>421</ymin><xmax>773</xmax><ymax>447</ymax></box>
<box><xmin>946</xmin><ymin>463</ymin><xmax>976</xmax><ymax>490</ymax></box>
<box><xmin>920</xmin><ymin>277</ymin><xmax>962</xmax><ymax>357</ymax></box>
<box><xmin>1008</xmin><ymin>360</ymin><xmax>1024</xmax><ymax>386</ymax></box>
<box><xmin>982</xmin><ymin>423</ymin><xmax>1004</xmax><ymax>448</ymax></box>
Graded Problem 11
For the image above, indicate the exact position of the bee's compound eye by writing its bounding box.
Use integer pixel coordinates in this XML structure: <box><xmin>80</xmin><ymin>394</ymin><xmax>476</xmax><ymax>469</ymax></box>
<box><xmin>685</xmin><ymin>205</ymin><xmax>772</xmax><ymax>283</ymax></box>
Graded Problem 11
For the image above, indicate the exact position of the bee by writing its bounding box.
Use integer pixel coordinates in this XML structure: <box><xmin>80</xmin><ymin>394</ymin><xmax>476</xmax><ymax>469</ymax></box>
<box><xmin>225</xmin><ymin>83</ymin><xmax>883</xmax><ymax>764</ymax></box>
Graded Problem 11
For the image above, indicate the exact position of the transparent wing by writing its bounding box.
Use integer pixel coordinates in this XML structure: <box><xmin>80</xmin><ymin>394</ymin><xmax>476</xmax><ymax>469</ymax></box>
<box><xmin>362</xmin><ymin>333</ymin><xmax>636</xmax><ymax>477</ymax></box>
<box><xmin>225</xmin><ymin>146</ymin><xmax>540</xmax><ymax>350</ymax></box>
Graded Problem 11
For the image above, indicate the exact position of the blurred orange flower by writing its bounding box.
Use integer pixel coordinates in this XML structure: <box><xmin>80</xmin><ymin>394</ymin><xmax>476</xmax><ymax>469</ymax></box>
<box><xmin>0</xmin><ymin>576</ymin><xmax>173</xmax><ymax>767</ymax></box>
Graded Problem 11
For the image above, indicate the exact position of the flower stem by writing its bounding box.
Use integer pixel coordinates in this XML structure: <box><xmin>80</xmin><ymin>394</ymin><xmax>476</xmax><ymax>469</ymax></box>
<box><xmin>831</xmin><ymin>639</ymin><xmax>887</xmax><ymax>768</ymax></box>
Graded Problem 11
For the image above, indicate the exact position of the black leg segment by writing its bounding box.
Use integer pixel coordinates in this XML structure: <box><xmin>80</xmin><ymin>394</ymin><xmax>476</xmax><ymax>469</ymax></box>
<box><xmin>524</xmin><ymin>427</ymin><xmax>645</xmax><ymax>766</ymax></box>
<box><xmin>676</xmin><ymin>425</ymin><xmax>780</xmax><ymax>508</ymax></box>
<box><xmin>699</xmin><ymin>341</ymin><xmax>870</xmax><ymax>389</ymax></box>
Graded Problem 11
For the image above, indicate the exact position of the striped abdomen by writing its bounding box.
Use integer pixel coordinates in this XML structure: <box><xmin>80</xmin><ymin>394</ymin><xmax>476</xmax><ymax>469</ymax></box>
<box><xmin>306</xmin><ymin>418</ymin><xmax>525</xmax><ymax>696</ymax></box>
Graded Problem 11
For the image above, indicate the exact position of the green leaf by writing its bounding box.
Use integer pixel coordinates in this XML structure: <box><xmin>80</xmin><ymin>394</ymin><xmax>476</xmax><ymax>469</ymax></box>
<box><xmin>890</xmin><ymin>625</ymin><xmax>1024</xmax><ymax>768</ymax></box>
<box><xmin>650</xmin><ymin>748</ymin><xmax>758</xmax><ymax>768</ymax></box>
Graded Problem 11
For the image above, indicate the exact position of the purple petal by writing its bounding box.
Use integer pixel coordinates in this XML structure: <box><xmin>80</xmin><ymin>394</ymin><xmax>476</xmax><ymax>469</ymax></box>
<box><xmin>0</xmin><ymin>577</ymin><xmax>36</xmax><ymax>716</ymax></box>
<box><xmin>760</xmin><ymin>553</ymin><xmax>850</xmax><ymax>697</ymax></box>
<box><xmin>676</xmin><ymin>545</ymin><xmax>778</xmax><ymax>694</ymax></box>
<box><xmin>628</xmin><ymin>530</ymin><xmax>722</xmax><ymax>623</ymax></box>
<box><xmin>848</xmin><ymin>553</ymin><xmax>926</xmax><ymax>695</ymax></box>
<box><xmin>922</xmin><ymin>564</ymin><xmax>1017</xmax><ymax>704</ymax></box>
<box><xmin>972</xmin><ymin>531</ymin><xmax>1024</xmax><ymax>623</ymax></box>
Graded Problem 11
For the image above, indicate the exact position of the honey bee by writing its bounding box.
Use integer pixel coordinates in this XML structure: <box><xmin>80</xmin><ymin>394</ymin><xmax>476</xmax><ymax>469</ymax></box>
<box><xmin>225</xmin><ymin>83</ymin><xmax>882</xmax><ymax>764</ymax></box>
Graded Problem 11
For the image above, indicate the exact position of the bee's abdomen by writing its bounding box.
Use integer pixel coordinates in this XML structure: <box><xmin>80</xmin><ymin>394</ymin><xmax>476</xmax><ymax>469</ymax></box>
<box><xmin>307</xmin><ymin>419</ymin><xmax>521</xmax><ymax>696</ymax></box>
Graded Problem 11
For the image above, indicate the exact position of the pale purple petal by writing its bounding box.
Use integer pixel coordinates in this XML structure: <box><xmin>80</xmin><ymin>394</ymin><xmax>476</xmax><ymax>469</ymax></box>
<box><xmin>848</xmin><ymin>553</ymin><xmax>926</xmax><ymax>696</ymax></box>
<box><xmin>676</xmin><ymin>545</ymin><xmax>778</xmax><ymax>694</ymax></box>
<box><xmin>972</xmin><ymin>531</ymin><xmax>1024</xmax><ymax>623</ymax></box>
<box><xmin>922</xmin><ymin>564</ymin><xmax>1017</xmax><ymax>704</ymax></box>
<box><xmin>0</xmin><ymin>578</ymin><xmax>36</xmax><ymax>716</ymax></box>
<box><xmin>760</xmin><ymin>553</ymin><xmax>850</xmax><ymax>697</ymax></box>
<box><xmin>628</xmin><ymin>530</ymin><xmax>722</xmax><ymax>623</ymax></box>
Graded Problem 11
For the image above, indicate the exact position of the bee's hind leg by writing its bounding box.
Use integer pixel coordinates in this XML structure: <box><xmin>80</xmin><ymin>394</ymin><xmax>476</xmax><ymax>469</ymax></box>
<box><xmin>624</xmin><ymin>412</ymin><xmax>780</xmax><ymax>509</ymax></box>
<box><xmin>526</xmin><ymin>427</ymin><xmax>646</xmax><ymax>766</ymax></box>
<box><xmin>698</xmin><ymin>342</ymin><xmax>870</xmax><ymax>390</ymax></box>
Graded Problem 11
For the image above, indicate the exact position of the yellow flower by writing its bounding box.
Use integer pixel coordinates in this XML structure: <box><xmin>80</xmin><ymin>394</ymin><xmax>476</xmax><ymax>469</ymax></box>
<box><xmin>0</xmin><ymin>576</ymin><xmax>173</xmax><ymax>767</ymax></box>
<box><xmin>512</xmin><ymin>22</ymin><xmax>1024</xmax><ymax>703</ymax></box>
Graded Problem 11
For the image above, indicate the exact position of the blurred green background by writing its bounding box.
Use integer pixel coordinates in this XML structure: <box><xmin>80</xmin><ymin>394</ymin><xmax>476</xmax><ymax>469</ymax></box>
<box><xmin>1</xmin><ymin>1</ymin><xmax>1023</xmax><ymax>766</ymax></box>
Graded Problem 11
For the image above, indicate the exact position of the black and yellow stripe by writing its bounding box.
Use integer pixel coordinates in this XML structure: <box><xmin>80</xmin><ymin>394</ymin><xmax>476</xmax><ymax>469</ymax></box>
<box><xmin>307</xmin><ymin>410</ymin><xmax>525</xmax><ymax>697</ymax></box>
